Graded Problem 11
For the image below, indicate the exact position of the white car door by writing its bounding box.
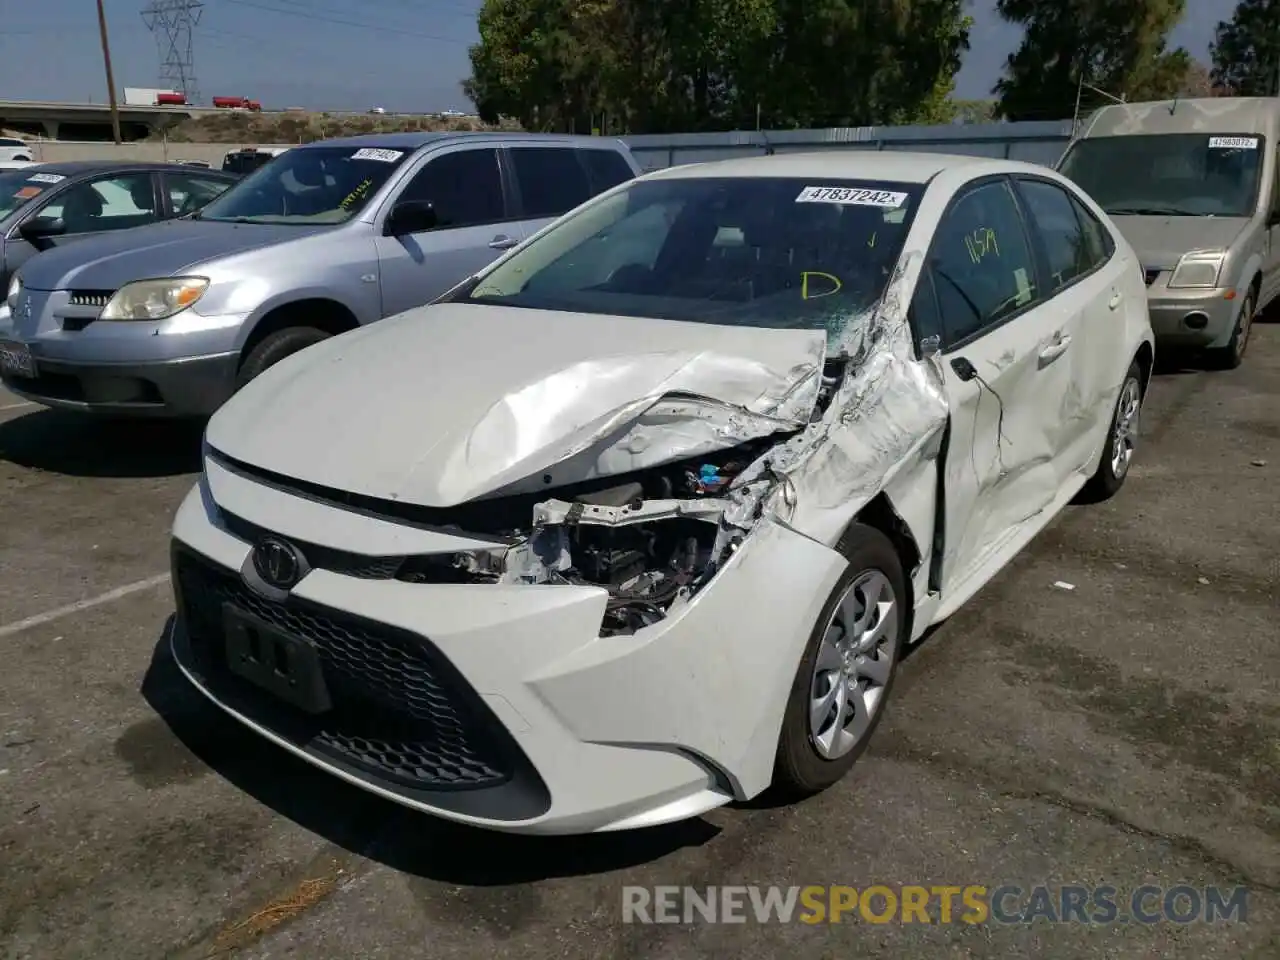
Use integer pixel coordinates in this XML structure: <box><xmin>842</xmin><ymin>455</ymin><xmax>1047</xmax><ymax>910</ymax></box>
<box><xmin>1011</xmin><ymin>175</ymin><xmax>1129</xmax><ymax>481</ymax></box>
<box><xmin>914</xmin><ymin>177</ymin><xmax>1081</xmax><ymax>598</ymax></box>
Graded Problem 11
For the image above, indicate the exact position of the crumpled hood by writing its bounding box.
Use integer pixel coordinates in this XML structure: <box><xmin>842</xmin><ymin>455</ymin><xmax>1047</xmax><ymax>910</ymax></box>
<box><xmin>206</xmin><ymin>303</ymin><xmax>827</xmax><ymax>507</ymax></box>
<box><xmin>1109</xmin><ymin>215</ymin><xmax>1250</xmax><ymax>269</ymax></box>
<box><xmin>18</xmin><ymin>219</ymin><xmax>330</xmax><ymax>292</ymax></box>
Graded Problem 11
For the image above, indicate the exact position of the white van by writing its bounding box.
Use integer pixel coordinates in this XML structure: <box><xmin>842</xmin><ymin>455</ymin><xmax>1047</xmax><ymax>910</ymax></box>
<box><xmin>1057</xmin><ymin>96</ymin><xmax>1279</xmax><ymax>368</ymax></box>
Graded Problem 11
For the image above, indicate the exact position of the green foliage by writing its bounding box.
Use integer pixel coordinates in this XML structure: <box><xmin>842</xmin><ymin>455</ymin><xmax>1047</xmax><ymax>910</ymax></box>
<box><xmin>994</xmin><ymin>0</ymin><xmax>1192</xmax><ymax>121</ymax></box>
<box><xmin>1211</xmin><ymin>0</ymin><xmax>1280</xmax><ymax>96</ymax></box>
<box><xmin>464</xmin><ymin>0</ymin><xmax>972</xmax><ymax>133</ymax></box>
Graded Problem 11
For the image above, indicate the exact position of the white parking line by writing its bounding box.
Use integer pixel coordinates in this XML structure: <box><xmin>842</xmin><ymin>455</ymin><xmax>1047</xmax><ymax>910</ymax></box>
<box><xmin>0</xmin><ymin>400</ymin><xmax>35</xmax><ymax>412</ymax></box>
<box><xmin>0</xmin><ymin>573</ymin><xmax>171</xmax><ymax>640</ymax></box>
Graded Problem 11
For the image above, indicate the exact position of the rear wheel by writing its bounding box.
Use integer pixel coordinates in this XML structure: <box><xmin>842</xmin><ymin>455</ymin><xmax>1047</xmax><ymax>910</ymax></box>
<box><xmin>1080</xmin><ymin>360</ymin><xmax>1142</xmax><ymax>503</ymax></box>
<box><xmin>773</xmin><ymin>524</ymin><xmax>907</xmax><ymax>796</ymax></box>
<box><xmin>236</xmin><ymin>326</ymin><xmax>332</xmax><ymax>389</ymax></box>
<box><xmin>1206</xmin><ymin>288</ymin><xmax>1254</xmax><ymax>370</ymax></box>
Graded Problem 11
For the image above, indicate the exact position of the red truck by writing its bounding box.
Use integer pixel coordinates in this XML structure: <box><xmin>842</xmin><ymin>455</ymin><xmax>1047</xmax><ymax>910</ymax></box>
<box><xmin>212</xmin><ymin>96</ymin><xmax>263</xmax><ymax>111</ymax></box>
<box><xmin>156</xmin><ymin>92</ymin><xmax>188</xmax><ymax>106</ymax></box>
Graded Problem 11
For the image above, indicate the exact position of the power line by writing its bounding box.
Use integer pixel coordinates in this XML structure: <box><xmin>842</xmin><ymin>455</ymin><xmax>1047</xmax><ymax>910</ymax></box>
<box><xmin>218</xmin><ymin>0</ymin><xmax>472</xmax><ymax>44</ymax></box>
<box><xmin>142</xmin><ymin>0</ymin><xmax>204</xmax><ymax>103</ymax></box>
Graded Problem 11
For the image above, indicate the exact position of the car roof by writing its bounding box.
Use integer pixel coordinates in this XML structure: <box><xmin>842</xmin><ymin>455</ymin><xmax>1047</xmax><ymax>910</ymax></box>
<box><xmin>3</xmin><ymin>160</ymin><xmax>233</xmax><ymax>177</ymax></box>
<box><xmin>300</xmin><ymin>131</ymin><xmax>623</xmax><ymax>151</ymax></box>
<box><xmin>642</xmin><ymin>151</ymin><xmax>1047</xmax><ymax>185</ymax></box>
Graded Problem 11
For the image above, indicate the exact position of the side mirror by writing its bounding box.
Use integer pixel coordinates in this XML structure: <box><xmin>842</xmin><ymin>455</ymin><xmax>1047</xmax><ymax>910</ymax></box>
<box><xmin>384</xmin><ymin>200</ymin><xmax>438</xmax><ymax>237</ymax></box>
<box><xmin>18</xmin><ymin>216</ymin><xmax>67</xmax><ymax>250</ymax></box>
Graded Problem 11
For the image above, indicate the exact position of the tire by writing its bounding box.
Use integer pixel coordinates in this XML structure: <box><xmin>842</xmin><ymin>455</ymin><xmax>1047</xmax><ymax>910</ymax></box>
<box><xmin>773</xmin><ymin>524</ymin><xmax>908</xmax><ymax>797</ymax></box>
<box><xmin>1205</xmin><ymin>288</ymin><xmax>1254</xmax><ymax>370</ymax></box>
<box><xmin>236</xmin><ymin>326</ymin><xmax>332</xmax><ymax>389</ymax></box>
<box><xmin>1080</xmin><ymin>359</ymin><xmax>1143</xmax><ymax>503</ymax></box>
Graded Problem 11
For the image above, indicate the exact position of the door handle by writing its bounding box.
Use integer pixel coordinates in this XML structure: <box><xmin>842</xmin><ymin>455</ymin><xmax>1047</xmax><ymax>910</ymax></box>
<box><xmin>488</xmin><ymin>235</ymin><xmax>518</xmax><ymax>250</ymax></box>
<box><xmin>1108</xmin><ymin>291</ymin><xmax>1123</xmax><ymax>310</ymax></box>
<box><xmin>1038</xmin><ymin>332</ymin><xmax>1072</xmax><ymax>364</ymax></box>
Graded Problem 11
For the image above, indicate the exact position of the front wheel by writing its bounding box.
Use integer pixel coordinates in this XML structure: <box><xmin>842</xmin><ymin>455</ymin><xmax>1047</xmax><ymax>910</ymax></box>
<box><xmin>773</xmin><ymin>524</ymin><xmax>907</xmax><ymax>797</ymax></box>
<box><xmin>1080</xmin><ymin>359</ymin><xmax>1143</xmax><ymax>503</ymax></box>
<box><xmin>236</xmin><ymin>326</ymin><xmax>332</xmax><ymax>389</ymax></box>
<box><xmin>1206</xmin><ymin>289</ymin><xmax>1254</xmax><ymax>370</ymax></box>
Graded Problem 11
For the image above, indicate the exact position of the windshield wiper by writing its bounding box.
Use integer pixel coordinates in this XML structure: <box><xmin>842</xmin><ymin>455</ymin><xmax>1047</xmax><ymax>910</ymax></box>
<box><xmin>1105</xmin><ymin>205</ymin><xmax>1194</xmax><ymax>216</ymax></box>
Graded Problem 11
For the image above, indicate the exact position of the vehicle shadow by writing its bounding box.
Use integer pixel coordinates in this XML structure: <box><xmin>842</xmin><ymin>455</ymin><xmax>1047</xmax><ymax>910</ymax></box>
<box><xmin>0</xmin><ymin>409</ymin><xmax>204</xmax><ymax>477</ymax></box>
<box><xmin>140</xmin><ymin>617</ymin><xmax>721</xmax><ymax>882</ymax></box>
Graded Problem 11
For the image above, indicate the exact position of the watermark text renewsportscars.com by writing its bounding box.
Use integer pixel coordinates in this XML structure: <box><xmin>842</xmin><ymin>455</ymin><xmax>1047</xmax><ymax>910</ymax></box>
<box><xmin>621</xmin><ymin>884</ymin><xmax>1250</xmax><ymax>925</ymax></box>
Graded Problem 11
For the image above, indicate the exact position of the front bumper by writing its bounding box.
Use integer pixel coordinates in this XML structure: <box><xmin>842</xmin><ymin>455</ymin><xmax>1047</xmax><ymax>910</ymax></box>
<box><xmin>2</xmin><ymin>351</ymin><xmax>239</xmax><ymax>417</ymax></box>
<box><xmin>1</xmin><ymin>289</ymin><xmax>247</xmax><ymax>417</ymax></box>
<box><xmin>167</xmin><ymin>459</ymin><xmax>846</xmax><ymax>834</ymax></box>
<box><xmin>1145</xmin><ymin>283</ymin><xmax>1239</xmax><ymax>347</ymax></box>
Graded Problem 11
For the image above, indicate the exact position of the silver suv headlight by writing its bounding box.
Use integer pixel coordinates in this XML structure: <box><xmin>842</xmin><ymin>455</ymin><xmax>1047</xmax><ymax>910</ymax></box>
<box><xmin>6</xmin><ymin>273</ymin><xmax>20</xmax><ymax>310</ymax></box>
<box><xmin>1167</xmin><ymin>251</ymin><xmax>1225</xmax><ymax>289</ymax></box>
<box><xmin>100</xmin><ymin>277</ymin><xmax>209</xmax><ymax>320</ymax></box>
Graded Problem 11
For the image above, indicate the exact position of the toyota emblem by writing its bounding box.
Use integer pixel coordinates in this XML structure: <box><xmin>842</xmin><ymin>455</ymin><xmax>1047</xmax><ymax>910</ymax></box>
<box><xmin>252</xmin><ymin>536</ymin><xmax>304</xmax><ymax>590</ymax></box>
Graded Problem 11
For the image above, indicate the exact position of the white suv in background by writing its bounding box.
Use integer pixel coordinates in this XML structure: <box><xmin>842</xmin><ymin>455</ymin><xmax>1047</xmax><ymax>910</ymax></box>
<box><xmin>0</xmin><ymin>138</ymin><xmax>33</xmax><ymax>162</ymax></box>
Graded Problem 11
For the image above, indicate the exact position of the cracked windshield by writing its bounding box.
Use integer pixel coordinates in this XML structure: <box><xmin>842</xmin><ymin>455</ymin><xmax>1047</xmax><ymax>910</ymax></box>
<box><xmin>470</xmin><ymin>177</ymin><xmax>922</xmax><ymax>350</ymax></box>
<box><xmin>195</xmin><ymin>145</ymin><xmax>410</xmax><ymax>224</ymax></box>
<box><xmin>1059</xmin><ymin>132</ymin><xmax>1263</xmax><ymax>218</ymax></box>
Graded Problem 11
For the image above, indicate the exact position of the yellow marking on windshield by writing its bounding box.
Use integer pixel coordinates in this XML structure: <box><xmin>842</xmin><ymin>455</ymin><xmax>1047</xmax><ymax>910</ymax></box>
<box><xmin>801</xmin><ymin>271</ymin><xmax>843</xmax><ymax>299</ymax></box>
<box><xmin>340</xmin><ymin>178</ymin><xmax>374</xmax><ymax>209</ymax></box>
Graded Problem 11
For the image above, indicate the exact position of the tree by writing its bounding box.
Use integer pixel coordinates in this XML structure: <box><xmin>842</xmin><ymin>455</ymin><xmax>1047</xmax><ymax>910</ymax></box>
<box><xmin>1211</xmin><ymin>0</ymin><xmax>1280</xmax><ymax>96</ymax></box>
<box><xmin>994</xmin><ymin>0</ymin><xmax>1190</xmax><ymax>121</ymax></box>
<box><xmin>464</xmin><ymin>0</ymin><xmax>971</xmax><ymax>133</ymax></box>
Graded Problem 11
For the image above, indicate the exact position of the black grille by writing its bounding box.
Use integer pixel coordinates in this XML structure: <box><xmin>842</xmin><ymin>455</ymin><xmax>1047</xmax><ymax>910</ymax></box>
<box><xmin>1143</xmin><ymin>268</ymin><xmax>1161</xmax><ymax>286</ymax></box>
<box><xmin>66</xmin><ymin>290</ymin><xmax>113</xmax><ymax>307</ymax></box>
<box><xmin>171</xmin><ymin>545</ymin><xmax>550</xmax><ymax>819</ymax></box>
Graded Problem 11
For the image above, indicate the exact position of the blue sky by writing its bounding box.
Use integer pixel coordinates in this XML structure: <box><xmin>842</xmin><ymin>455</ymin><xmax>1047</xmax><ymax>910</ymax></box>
<box><xmin>0</xmin><ymin>0</ymin><xmax>1237</xmax><ymax>114</ymax></box>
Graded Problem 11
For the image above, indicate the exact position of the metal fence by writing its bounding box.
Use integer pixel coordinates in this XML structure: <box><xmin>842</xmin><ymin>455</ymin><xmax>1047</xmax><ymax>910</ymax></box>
<box><xmin>621</xmin><ymin>119</ymin><xmax>1076</xmax><ymax>171</ymax></box>
<box><xmin>25</xmin><ymin>118</ymin><xmax>1077</xmax><ymax>169</ymax></box>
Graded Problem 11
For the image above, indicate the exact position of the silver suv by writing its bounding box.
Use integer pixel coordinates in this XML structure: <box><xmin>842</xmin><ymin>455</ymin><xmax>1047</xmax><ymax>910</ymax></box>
<box><xmin>1</xmin><ymin>132</ymin><xmax>639</xmax><ymax>416</ymax></box>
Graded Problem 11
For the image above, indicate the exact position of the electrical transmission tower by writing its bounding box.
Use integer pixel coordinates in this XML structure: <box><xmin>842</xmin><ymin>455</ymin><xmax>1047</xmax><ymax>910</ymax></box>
<box><xmin>141</xmin><ymin>0</ymin><xmax>203</xmax><ymax>103</ymax></box>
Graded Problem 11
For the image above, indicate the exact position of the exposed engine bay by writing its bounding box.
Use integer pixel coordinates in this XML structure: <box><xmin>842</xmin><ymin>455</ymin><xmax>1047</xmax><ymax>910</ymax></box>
<box><xmin>401</xmin><ymin>358</ymin><xmax>850</xmax><ymax>636</ymax></box>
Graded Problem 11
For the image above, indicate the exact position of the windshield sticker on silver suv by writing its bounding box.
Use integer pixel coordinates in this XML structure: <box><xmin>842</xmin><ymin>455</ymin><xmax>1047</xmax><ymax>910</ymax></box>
<box><xmin>351</xmin><ymin>148</ymin><xmax>404</xmax><ymax>162</ymax></box>
<box><xmin>796</xmin><ymin>186</ymin><xmax>907</xmax><ymax>208</ymax></box>
<box><xmin>26</xmin><ymin>173</ymin><xmax>65</xmax><ymax>184</ymax></box>
<box><xmin>1208</xmin><ymin>136</ymin><xmax>1258</xmax><ymax>150</ymax></box>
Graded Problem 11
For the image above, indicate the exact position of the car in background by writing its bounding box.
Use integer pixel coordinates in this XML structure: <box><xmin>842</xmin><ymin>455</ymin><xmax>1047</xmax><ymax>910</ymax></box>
<box><xmin>1058</xmin><ymin>95</ymin><xmax>1277</xmax><ymax>368</ymax></box>
<box><xmin>0</xmin><ymin>160</ymin><xmax>237</xmax><ymax>292</ymax></box>
<box><xmin>1</xmin><ymin>132</ymin><xmax>640</xmax><ymax>418</ymax></box>
<box><xmin>221</xmin><ymin>147</ymin><xmax>289</xmax><ymax>176</ymax></box>
<box><xmin>0</xmin><ymin>137</ymin><xmax>32</xmax><ymax>162</ymax></box>
<box><xmin>167</xmin><ymin>151</ymin><xmax>1154</xmax><ymax>834</ymax></box>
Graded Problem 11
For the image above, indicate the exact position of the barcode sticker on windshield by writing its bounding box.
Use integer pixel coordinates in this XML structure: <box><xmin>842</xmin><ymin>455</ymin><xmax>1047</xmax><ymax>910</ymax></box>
<box><xmin>351</xmin><ymin>148</ymin><xmax>404</xmax><ymax>162</ymax></box>
<box><xmin>1209</xmin><ymin>136</ymin><xmax>1258</xmax><ymax>150</ymax></box>
<box><xmin>796</xmin><ymin>186</ymin><xmax>907</xmax><ymax>208</ymax></box>
<box><xmin>26</xmin><ymin>173</ymin><xmax>65</xmax><ymax>184</ymax></box>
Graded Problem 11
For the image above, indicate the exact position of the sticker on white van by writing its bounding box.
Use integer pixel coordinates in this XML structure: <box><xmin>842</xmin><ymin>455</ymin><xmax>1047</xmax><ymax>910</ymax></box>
<box><xmin>351</xmin><ymin>148</ymin><xmax>404</xmax><ymax>162</ymax></box>
<box><xmin>795</xmin><ymin>186</ymin><xmax>907</xmax><ymax>207</ymax></box>
<box><xmin>1208</xmin><ymin>136</ymin><xmax>1258</xmax><ymax>150</ymax></box>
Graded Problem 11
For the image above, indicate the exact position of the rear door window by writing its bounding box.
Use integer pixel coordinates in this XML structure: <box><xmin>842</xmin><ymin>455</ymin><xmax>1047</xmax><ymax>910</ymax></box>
<box><xmin>509</xmin><ymin>147</ymin><xmax>592</xmax><ymax>218</ymax></box>
<box><xmin>1016</xmin><ymin>178</ymin><xmax>1089</xmax><ymax>291</ymax></box>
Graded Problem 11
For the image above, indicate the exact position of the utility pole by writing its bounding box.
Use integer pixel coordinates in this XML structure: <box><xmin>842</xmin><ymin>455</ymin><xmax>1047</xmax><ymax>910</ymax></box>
<box><xmin>96</xmin><ymin>0</ymin><xmax>122</xmax><ymax>144</ymax></box>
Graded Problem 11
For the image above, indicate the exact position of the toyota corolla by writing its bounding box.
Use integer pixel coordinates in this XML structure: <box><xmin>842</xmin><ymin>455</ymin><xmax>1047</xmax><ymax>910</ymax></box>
<box><xmin>167</xmin><ymin>152</ymin><xmax>1154</xmax><ymax>834</ymax></box>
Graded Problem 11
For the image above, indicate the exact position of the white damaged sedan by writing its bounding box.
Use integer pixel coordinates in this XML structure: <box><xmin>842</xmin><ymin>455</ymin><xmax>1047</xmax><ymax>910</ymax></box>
<box><xmin>169</xmin><ymin>152</ymin><xmax>1154</xmax><ymax>834</ymax></box>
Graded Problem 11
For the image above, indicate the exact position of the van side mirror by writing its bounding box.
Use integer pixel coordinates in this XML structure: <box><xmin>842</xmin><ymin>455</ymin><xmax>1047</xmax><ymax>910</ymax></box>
<box><xmin>18</xmin><ymin>216</ymin><xmax>66</xmax><ymax>250</ymax></box>
<box><xmin>384</xmin><ymin>200</ymin><xmax>438</xmax><ymax>237</ymax></box>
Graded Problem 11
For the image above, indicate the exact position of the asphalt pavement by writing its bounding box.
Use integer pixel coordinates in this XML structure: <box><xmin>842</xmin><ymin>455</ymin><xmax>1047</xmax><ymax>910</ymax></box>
<box><xmin>0</xmin><ymin>330</ymin><xmax>1277</xmax><ymax>959</ymax></box>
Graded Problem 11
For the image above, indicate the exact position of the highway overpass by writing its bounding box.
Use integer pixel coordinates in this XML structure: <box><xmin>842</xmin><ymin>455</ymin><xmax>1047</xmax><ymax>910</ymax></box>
<box><xmin>0</xmin><ymin>99</ymin><xmax>210</xmax><ymax>141</ymax></box>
